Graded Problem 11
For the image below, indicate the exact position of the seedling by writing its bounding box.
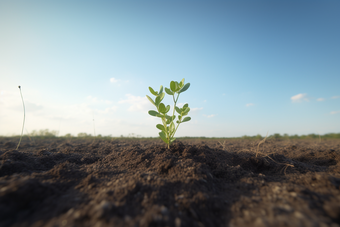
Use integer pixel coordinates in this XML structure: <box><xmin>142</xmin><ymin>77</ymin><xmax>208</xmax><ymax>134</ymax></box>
<box><xmin>146</xmin><ymin>78</ymin><xmax>191</xmax><ymax>149</ymax></box>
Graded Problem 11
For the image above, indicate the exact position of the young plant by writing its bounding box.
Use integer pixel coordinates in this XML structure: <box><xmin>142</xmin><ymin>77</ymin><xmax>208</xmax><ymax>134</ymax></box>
<box><xmin>146</xmin><ymin>78</ymin><xmax>191</xmax><ymax>149</ymax></box>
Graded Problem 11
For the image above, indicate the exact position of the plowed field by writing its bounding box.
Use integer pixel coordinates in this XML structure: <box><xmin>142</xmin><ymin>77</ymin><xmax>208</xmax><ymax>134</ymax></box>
<box><xmin>0</xmin><ymin>138</ymin><xmax>339</xmax><ymax>227</ymax></box>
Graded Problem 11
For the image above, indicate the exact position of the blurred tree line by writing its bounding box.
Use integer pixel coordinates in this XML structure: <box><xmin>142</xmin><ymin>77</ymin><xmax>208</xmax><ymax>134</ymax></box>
<box><xmin>240</xmin><ymin>133</ymin><xmax>340</xmax><ymax>140</ymax></box>
<box><xmin>28</xmin><ymin>129</ymin><xmax>58</xmax><ymax>138</ymax></box>
<box><xmin>6</xmin><ymin>129</ymin><xmax>340</xmax><ymax>140</ymax></box>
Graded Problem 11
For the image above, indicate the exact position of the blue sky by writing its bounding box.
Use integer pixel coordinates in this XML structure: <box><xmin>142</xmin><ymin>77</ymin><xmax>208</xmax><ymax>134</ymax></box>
<box><xmin>1</xmin><ymin>0</ymin><xmax>339</xmax><ymax>137</ymax></box>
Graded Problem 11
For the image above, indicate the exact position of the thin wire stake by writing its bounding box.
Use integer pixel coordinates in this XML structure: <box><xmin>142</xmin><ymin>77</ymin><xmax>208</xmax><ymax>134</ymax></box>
<box><xmin>17</xmin><ymin>86</ymin><xmax>26</xmax><ymax>150</ymax></box>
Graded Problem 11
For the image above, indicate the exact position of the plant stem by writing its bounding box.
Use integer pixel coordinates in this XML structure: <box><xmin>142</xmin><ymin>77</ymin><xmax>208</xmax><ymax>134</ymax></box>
<box><xmin>172</xmin><ymin>94</ymin><xmax>176</xmax><ymax>118</ymax></box>
<box><xmin>169</xmin><ymin>93</ymin><xmax>181</xmax><ymax>139</ymax></box>
<box><xmin>173</xmin><ymin>120</ymin><xmax>181</xmax><ymax>138</ymax></box>
<box><xmin>16</xmin><ymin>86</ymin><xmax>25</xmax><ymax>150</ymax></box>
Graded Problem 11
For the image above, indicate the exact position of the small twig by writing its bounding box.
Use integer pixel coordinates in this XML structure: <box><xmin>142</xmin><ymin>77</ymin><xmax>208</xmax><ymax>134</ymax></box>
<box><xmin>254</xmin><ymin>132</ymin><xmax>294</xmax><ymax>175</ymax></box>
<box><xmin>16</xmin><ymin>86</ymin><xmax>26</xmax><ymax>150</ymax></box>
<box><xmin>263</xmin><ymin>154</ymin><xmax>294</xmax><ymax>175</ymax></box>
<box><xmin>218</xmin><ymin>140</ymin><xmax>226</xmax><ymax>150</ymax></box>
<box><xmin>279</xmin><ymin>163</ymin><xmax>294</xmax><ymax>175</ymax></box>
<box><xmin>256</xmin><ymin>132</ymin><xmax>268</xmax><ymax>157</ymax></box>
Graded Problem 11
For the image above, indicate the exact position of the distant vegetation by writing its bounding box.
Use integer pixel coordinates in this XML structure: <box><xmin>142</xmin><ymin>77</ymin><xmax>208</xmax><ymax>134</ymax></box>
<box><xmin>28</xmin><ymin>129</ymin><xmax>59</xmax><ymax>138</ymax></box>
<box><xmin>1</xmin><ymin>129</ymin><xmax>340</xmax><ymax>140</ymax></box>
<box><xmin>174</xmin><ymin>133</ymin><xmax>340</xmax><ymax>140</ymax></box>
<box><xmin>238</xmin><ymin>133</ymin><xmax>340</xmax><ymax>140</ymax></box>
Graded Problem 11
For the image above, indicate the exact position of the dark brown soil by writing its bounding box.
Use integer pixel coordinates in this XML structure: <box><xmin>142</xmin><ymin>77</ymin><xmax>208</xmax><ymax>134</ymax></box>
<box><xmin>0</xmin><ymin>137</ymin><xmax>339</xmax><ymax>227</ymax></box>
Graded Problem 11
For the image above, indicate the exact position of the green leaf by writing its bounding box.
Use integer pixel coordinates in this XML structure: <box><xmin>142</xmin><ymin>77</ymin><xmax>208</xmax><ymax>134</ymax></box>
<box><xmin>148</xmin><ymin>110</ymin><xmax>158</xmax><ymax>116</ymax></box>
<box><xmin>182</xmin><ymin>117</ymin><xmax>191</xmax><ymax>122</ymax></box>
<box><xmin>179</xmin><ymin>78</ymin><xmax>185</xmax><ymax>88</ymax></box>
<box><xmin>159</xmin><ymin>92</ymin><xmax>165</xmax><ymax>102</ymax></box>
<box><xmin>183</xmin><ymin>107</ymin><xmax>190</xmax><ymax>114</ymax></box>
<box><xmin>175</xmin><ymin>82</ymin><xmax>180</xmax><ymax>91</ymax></box>
<box><xmin>149</xmin><ymin>87</ymin><xmax>158</xmax><ymax>96</ymax></box>
<box><xmin>165</xmin><ymin>87</ymin><xmax>174</xmax><ymax>95</ymax></box>
<box><xmin>159</xmin><ymin>131</ymin><xmax>169</xmax><ymax>144</ymax></box>
<box><xmin>159</xmin><ymin>103</ymin><xmax>167</xmax><ymax>113</ymax></box>
<box><xmin>170</xmin><ymin>81</ymin><xmax>180</xmax><ymax>92</ymax></box>
<box><xmin>146</xmin><ymin>95</ymin><xmax>155</xmax><ymax>106</ymax></box>
<box><xmin>166</xmin><ymin>118</ymin><xmax>172</xmax><ymax>124</ymax></box>
<box><xmin>155</xmin><ymin>96</ymin><xmax>161</xmax><ymax>106</ymax></box>
<box><xmin>165</xmin><ymin>105</ymin><xmax>171</xmax><ymax>113</ymax></box>
<box><xmin>175</xmin><ymin>106</ymin><xmax>182</xmax><ymax>114</ymax></box>
<box><xmin>159</xmin><ymin>85</ymin><xmax>163</xmax><ymax>94</ymax></box>
<box><xmin>170</xmin><ymin>81</ymin><xmax>176</xmax><ymax>92</ymax></box>
<box><xmin>178</xmin><ymin>115</ymin><xmax>182</xmax><ymax>121</ymax></box>
<box><xmin>170</xmin><ymin>137</ymin><xmax>176</xmax><ymax>143</ymax></box>
<box><xmin>156</xmin><ymin>114</ymin><xmax>164</xmax><ymax>118</ymax></box>
<box><xmin>156</xmin><ymin>124</ymin><xmax>165</xmax><ymax>131</ymax></box>
<box><xmin>170</xmin><ymin>122</ymin><xmax>175</xmax><ymax>132</ymax></box>
<box><xmin>165</xmin><ymin>115</ymin><xmax>176</xmax><ymax>121</ymax></box>
<box><xmin>179</xmin><ymin>83</ymin><xmax>190</xmax><ymax>93</ymax></box>
<box><xmin>167</xmin><ymin>115</ymin><xmax>174</xmax><ymax>122</ymax></box>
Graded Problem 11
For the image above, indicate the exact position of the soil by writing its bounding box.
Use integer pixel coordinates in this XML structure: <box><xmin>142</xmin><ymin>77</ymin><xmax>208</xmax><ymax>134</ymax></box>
<box><xmin>0</xmin><ymin>137</ymin><xmax>339</xmax><ymax>227</ymax></box>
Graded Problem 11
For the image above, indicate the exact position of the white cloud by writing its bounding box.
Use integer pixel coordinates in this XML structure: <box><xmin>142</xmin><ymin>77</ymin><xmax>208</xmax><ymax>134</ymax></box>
<box><xmin>291</xmin><ymin>93</ymin><xmax>309</xmax><ymax>103</ymax></box>
<box><xmin>203</xmin><ymin>114</ymin><xmax>216</xmax><ymax>118</ymax></box>
<box><xmin>25</xmin><ymin>101</ymin><xmax>43</xmax><ymax>112</ymax></box>
<box><xmin>331</xmin><ymin>96</ymin><xmax>340</xmax><ymax>99</ymax></box>
<box><xmin>316</xmin><ymin>98</ymin><xmax>325</xmax><ymax>101</ymax></box>
<box><xmin>110</xmin><ymin>78</ymin><xmax>120</xmax><ymax>83</ymax></box>
<box><xmin>0</xmin><ymin>89</ymin><xmax>36</xmax><ymax>112</ymax></box>
<box><xmin>87</xmin><ymin>95</ymin><xmax>112</xmax><ymax>104</ymax></box>
<box><xmin>330</xmin><ymin>110</ymin><xmax>340</xmax><ymax>115</ymax></box>
<box><xmin>177</xmin><ymin>103</ymin><xmax>186</xmax><ymax>107</ymax></box>
<box><xmin>246</xmin><ymin>103</ymin><xmax>254</xmax><ymax>107</ymax></box>
<box><xmin>118</xmin><ymin>94</ymin><xmax>151</xmax><ymax>112</ymax></box>
<box><xmin>96</xmin><ymin>106</ymin><xmax>118</xmax><ymax>114</ymax></box>
<box><xmin>191</xmin><ymin>107</ymin><xmax>203</xmax><ymax>112</ymax></box>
